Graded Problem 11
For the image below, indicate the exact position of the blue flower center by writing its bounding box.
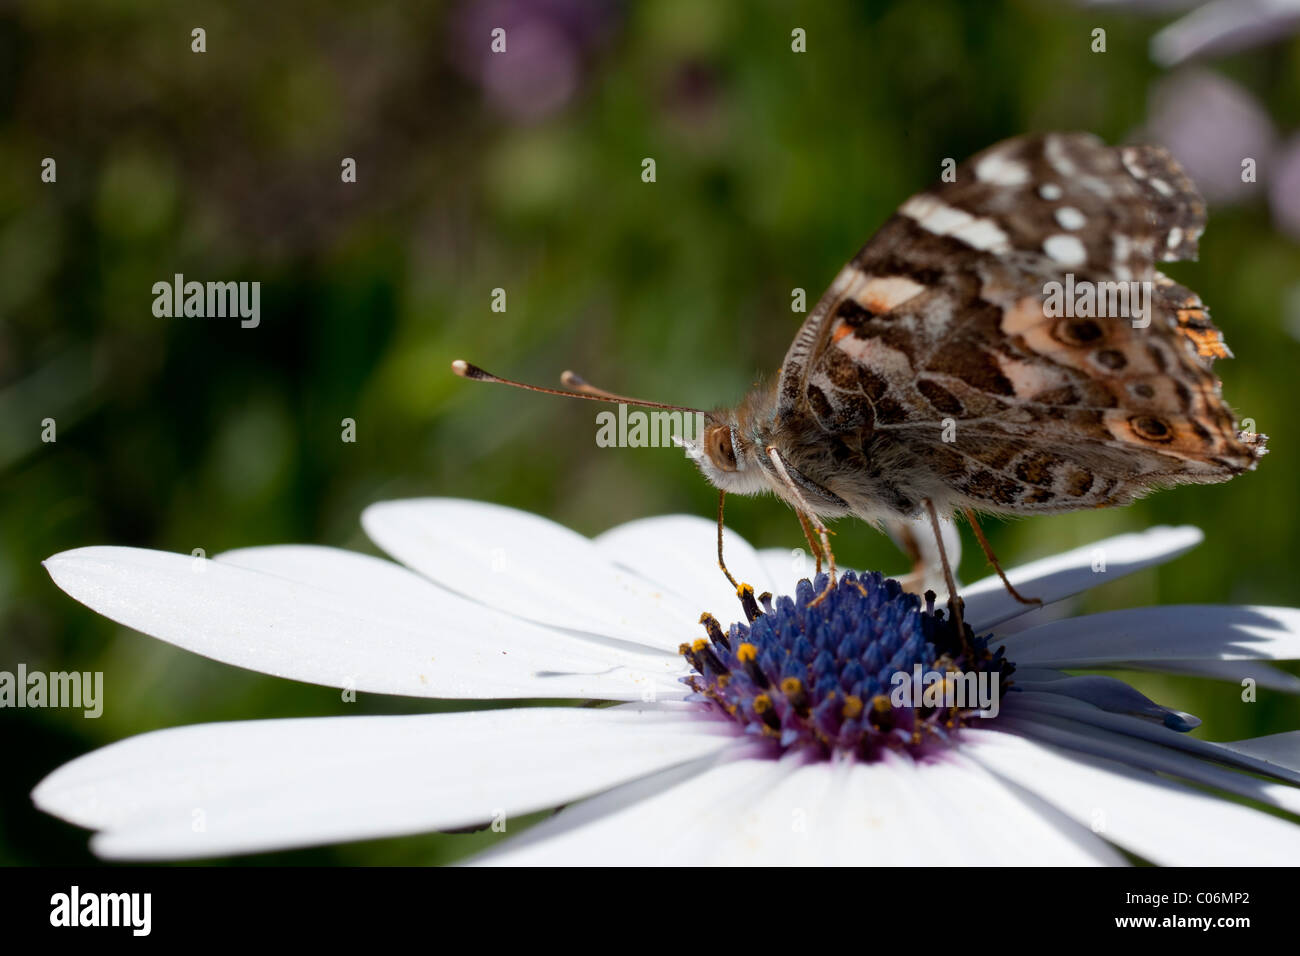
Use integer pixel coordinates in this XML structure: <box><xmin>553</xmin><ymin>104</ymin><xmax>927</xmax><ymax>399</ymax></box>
<box><xmin>681</xmin><ymin>572</ymin><xmax>1013</xmax><ymax>760</ymax></box>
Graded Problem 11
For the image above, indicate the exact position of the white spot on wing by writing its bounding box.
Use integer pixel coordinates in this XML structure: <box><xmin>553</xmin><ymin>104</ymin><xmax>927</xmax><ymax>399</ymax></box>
<box><xmin>975</xmin><ymin>151</ymin><xmax>1029</xmax><ymax>186</ymax></box>
<box><xmin>1054</xmin><ymin>206</ymin><xmax>1086</xmax><ymax>230</ymax></box>
<box><xmin>949</xmin><ymin>217</ymin><xmax>1011</xmax><ymax>252</ymax></box>
<box><xmin>861</xmin><ymin>275</ymin><xmax>926</xmax><ymax>311</ymax></box>
<box><xmin>900</xmin><ymin>195</ymin><xmax>965</xmax><ymax>232</ymax></box>
<box><xmin>900</xmin><ymin>195</ymin><xmax>1009</xmax><ymax>252</ymax></box>
<box><xmin>1039</xmin><ymin>183</ymin><xmax>1063</xmax><ymax>200</ymax></box>
<box><xmin>1120</xmin><ymin>150</ymin><xmax>1146</xmax><ymax>180</ymax></box>
<box><xmin>1112</xmin><ymin>234</ymin><xmax>1134</xmax><ymax>281</ymax></box>
<box><xmin>1043</xmin><ymin>234</ymin><xmax>1087</xmax><ymax>267</ymax></box>
<box><xmin>1045</xmin><ymin>136</ymin><xmax>1077</xmax><ymax>177</ymax></box>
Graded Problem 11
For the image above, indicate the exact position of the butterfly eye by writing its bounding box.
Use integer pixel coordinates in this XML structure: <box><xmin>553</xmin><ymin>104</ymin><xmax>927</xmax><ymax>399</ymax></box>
<box><xmin>705</xmin><ymin>425</ymin><xmax>739</xmax><ymax>472</ymax></box>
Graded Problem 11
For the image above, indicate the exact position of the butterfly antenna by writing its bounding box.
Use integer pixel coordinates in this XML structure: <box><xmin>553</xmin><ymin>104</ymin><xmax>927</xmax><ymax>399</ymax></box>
<box><xmin>560</xmin><ymin>370</ymin><xmax>627</xmax><ymax>401</ymax></box>
<box><xmin>452</xmin><ymin>360</ymin><xmax>704</xmax><ymax>414</ymax></box>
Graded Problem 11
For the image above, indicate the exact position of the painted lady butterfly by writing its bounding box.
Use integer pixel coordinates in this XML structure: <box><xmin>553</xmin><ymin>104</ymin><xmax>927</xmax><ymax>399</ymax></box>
<box><xmin>455</xmin><ymin>133</ymin><xmax>1266</xmax><ymax>623</ymax></box>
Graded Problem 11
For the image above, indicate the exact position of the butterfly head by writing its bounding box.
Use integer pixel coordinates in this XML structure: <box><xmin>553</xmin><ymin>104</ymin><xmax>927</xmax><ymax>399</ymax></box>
<box><xmin>682</xmin><ymin>412</ymin><xmax>771</xmax><ymax>496</ymax></box>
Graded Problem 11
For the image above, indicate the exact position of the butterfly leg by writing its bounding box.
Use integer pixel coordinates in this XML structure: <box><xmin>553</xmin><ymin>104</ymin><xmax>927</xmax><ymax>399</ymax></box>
<box><xmin>796</xmin><ymin>509</ymin><xmax>825</xmax><ymax>576</ymax></box>
<box><xmin>714</xmin><ymin>490</ymin><xmax>742</xmax><ymax>590</ymax></box>
<box><xmin>961</xmin><ymin>508</ymin><xmax>1042</xmax><ymax>606</ymax></box>
<box><xmin>716</xmin><ymin>490</ymin><xmax>775</xmax><ymax>620</ymax></box>
<box><xmin>923</xmin><ymin>499</ymin><xmax>965</xmax><ymax>640</ymax></box>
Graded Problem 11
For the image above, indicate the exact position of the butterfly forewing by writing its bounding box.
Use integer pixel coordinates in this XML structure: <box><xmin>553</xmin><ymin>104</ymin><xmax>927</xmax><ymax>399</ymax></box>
<box><xmin>774</xmin><ymin>132</ymin><xmax>1265</xmax><ymax>519</ymax></box>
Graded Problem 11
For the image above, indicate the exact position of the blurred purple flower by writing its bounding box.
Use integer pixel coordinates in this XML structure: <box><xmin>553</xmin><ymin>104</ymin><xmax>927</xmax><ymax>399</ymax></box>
<box><xmin>1081</xmin><ymin>0</ymin><xmax>1300</xmax><ymax>65</ymax></box>
<box><xmin>1143</xmin><ymin>69</ymin><xmax>1276</xmax><ymax>204</ymax></box>
<box><xmin>1271</xmin><ymin>134</ymin><xmax>1300</xmax><ymax>239</ymax></box>
<box><xmin>1150</xmin><ymin>0</ymin><xmax>1300</xmax><ymax>65</ymax></box>
<box><xmin>1141</xmin><ymin>69</ymin><xmax>1300</xmax><ymax>240</ymax></box>
<box><xmin>450</xmin><ymin>0</ymin><xmax>620</xmax><ymax>122</ymax></box>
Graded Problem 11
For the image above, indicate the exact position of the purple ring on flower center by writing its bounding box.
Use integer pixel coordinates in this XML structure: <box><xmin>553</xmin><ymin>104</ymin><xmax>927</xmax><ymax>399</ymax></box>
<box><xmin>681</xmin><ymin>571</ymin><xmax>1014</xmax><ymax>761</ymax></box>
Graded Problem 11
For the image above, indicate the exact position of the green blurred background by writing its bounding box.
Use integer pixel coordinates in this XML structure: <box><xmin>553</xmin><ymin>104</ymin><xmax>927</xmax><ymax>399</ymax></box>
<box><xmin>2</xmin><ymin>0</ymin><xmax>1298</xmax><ymax>865</ymax></box>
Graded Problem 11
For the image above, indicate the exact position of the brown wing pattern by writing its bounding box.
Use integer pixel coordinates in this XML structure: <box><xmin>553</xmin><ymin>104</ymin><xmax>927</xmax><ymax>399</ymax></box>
<box><xmin>777</xmin><ymin>132</ymin><xmax>1264</xmax><ymax>516</ymax></box>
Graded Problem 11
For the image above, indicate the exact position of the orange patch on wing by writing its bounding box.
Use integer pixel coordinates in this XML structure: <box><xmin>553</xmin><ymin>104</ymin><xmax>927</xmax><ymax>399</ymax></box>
<box><xmin>832</xmin><ymin>322</ymin><xmax>854</xmax><ymax>343</ymax></box>
<box><xmin>1177</xmin><ymin>321</ymin><xmax>1230</xmax><ymax>359</ymax></box>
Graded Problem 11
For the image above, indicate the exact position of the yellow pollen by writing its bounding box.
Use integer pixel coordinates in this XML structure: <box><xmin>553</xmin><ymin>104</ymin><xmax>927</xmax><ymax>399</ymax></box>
<box><xmin>737</xmin><ymin>642</ymin><xmax>758</xmax><ymax>663</ymax></box>
<box><xmin>780</xmin><ymin>677</ymin><xmax>803</xmax><ymax>697</ymax></box>
<box><xmin>692</xmin><ymin>638</ymin><xmax>709</xmax><ymax>653</ymax></box>
<box><xmin>872</xmin><ymin>694</ymin><xmax>892</xmax><ymax>713</ymax></box>
<box><xmin>842</xmin><ymin>695</ymin><xmax>864</xmax><ymax>719</ymax></box>
<box><xmin>754</xmin><ymin>693</ymin><xmax>772</xmax><ymax>713</ymax></box>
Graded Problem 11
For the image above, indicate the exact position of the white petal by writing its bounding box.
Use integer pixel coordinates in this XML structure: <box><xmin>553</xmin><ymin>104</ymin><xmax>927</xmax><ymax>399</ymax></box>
<box><xmin>1219</xmin><ymin>731</ymin><xmax>1300</xmax><ymax>773</ymax></box>
<box><xmin>820</xmin><ymin>750</ymin><xmax>1120</xmax><ymax>866</ymax></box>
<box><xmin>476</xmin><ymin>748</ymin><xmax>1119</xmax><ymax>865</ymax></box>
<box><xmin>44</xmin><ymin>545</ymin><xmax>685</xmax><ymax>701</ymax></box>
<box><xmin>594</xmin><ymin>515</ymin><xmax>774</xmax><ymax>616</ymax></box>
<box><xmin>697</xmin><ymin>750</ymin><xmax>1107</xmax><ymax>866</ymax></box>
<box><xmin>966</xmin><ymin>729</ymin><xmax>1300</xmax><ymax>865</ymax></box>
<box><xmin>758</xmin><ymin>547</ymin><xmax>820</xmax><ymax>593</ymax></box>
<box><xmin>1003</xmin><ymin>691</ymin><xmax>1300</xmax><ymax>784</ymax></box>
<box><xmin>1101</xmin><ymin>659</ymin><xmax>1300</xmax><ymax>694</ymax></box>
<box><xmin>468</xmin><ymin>749</ymin><xmax>788</xmax><ymax>865</ymax></box>
<box><xmin>995</xmin><ymin>712</ymin><xmax>1300</xmax><ymax>818</ymax></box>
<box><xmin>474</xmin><ymin>753</ymin><xmax>872</xmax><ymax>866</ymax></box>
<box><xmin>882</xmin><ymin>512</ymin><xmax>963</xmax><ymax>595</ymax></box>
<box><xmin>1010</xmin><ymin>674</ymin><xmax>1193</xmax><ymax>729</ymax></box>
<box><xmin>962</xmin><ymin>526</ymin><xmax>1203</xmax><ymax>632</ymax></box>
<box><xmin>33</xmin><ymin>705</ymin><xmax>737</xmax><ymax>860</ymax></box>
<box><xmin>1000</xmin><ymin>605</ymin><xmax>1300</xmax><ymax>667</ymax></box>
<box><xmin>702</xmin><ymin>756</ymin><xmax>852</xmax><ymax>866</ymax></box>
<box><xmin>363</xmin><ymin>498</ymin><xmax>695</xmax><ymax>651</ymax></box>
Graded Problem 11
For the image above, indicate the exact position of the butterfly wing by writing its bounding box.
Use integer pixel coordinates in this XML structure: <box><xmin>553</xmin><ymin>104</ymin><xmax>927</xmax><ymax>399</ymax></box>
<box><xmin>776</xmin><ymin>132</ymin><xmax>1265</xmax><ymax>517</ymax></box>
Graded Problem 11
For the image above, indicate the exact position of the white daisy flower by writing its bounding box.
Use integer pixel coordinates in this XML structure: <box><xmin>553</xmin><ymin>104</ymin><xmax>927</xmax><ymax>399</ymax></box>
<box><xmin>33</xmin><ymin>499</ymin><xmax>1300</xmax><ymax>865</ymax></box>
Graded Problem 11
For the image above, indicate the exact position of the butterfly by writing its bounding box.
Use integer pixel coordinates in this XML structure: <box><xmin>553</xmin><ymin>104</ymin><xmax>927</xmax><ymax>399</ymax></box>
<box><xmin>454</xmin><ymin>132</ymin><xmax>1266</xmax><ymax>627</ymax></box>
